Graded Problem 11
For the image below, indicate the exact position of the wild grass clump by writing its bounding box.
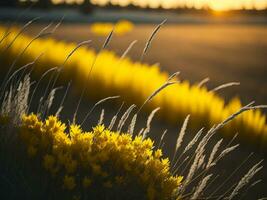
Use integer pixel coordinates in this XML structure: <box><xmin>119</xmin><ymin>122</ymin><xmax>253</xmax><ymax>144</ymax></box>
<box><xmin>0</xmin><ymin>73</ymin><xmax>265</xmax><ymax>199</ymax></box>
<box><xmin>0</xmin><ymin>25</ymin><xmax>266</xmax><ymax>147</ymax></box>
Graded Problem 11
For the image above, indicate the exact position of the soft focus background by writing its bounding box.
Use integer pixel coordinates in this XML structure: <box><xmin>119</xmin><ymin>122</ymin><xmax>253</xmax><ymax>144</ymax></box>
<box><xmin>1</xmin><ymin>1</ymin><xmax>267</xmax><ymax>199</ymax></box>
<box><xmin>1</xmin><ymin>0</ymin><xmax>266</xmax><ymax>105</ymax></box>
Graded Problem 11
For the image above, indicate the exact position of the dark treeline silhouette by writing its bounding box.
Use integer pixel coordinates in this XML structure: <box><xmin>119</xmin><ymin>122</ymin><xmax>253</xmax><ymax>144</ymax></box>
<box><xmin>1</xmin><ymin>0</ymin><xmax>267</xmax><ymax>16</ymax></box>
<box><xmin>0</xmin><ymin>0</ymin><xmax>93</xmax><ymax>13</ymax></box>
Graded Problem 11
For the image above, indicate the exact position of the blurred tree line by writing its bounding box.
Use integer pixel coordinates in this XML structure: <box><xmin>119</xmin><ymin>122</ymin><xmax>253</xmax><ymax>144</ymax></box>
<box><xmin>0</xmin><ymin>0</ymin><xmax>266</xmax><ymax>15</ymax></box>
<box><xmin>0</xmin><ymin>0</ymin><xmax>93</xmax><ymax>13</ymax></box>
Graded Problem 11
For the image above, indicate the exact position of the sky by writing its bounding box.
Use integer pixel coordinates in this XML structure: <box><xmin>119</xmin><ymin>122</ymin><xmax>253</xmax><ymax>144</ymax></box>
<box><xmin>45</xmin><ymin>0</ymin><xmax>267</xmax><ymax>11</ymax></box>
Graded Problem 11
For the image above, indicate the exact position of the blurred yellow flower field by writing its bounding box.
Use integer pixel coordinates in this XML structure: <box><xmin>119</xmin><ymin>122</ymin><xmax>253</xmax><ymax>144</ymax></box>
<box><xmin>90</xmin><ymin>20</ymin><xmax>134</xmax><ymax>35</ymax></box>
<box><xmin>0</xmin><ymin>25</ymin><xmax>266</xmax><ymax>147</ymax></box>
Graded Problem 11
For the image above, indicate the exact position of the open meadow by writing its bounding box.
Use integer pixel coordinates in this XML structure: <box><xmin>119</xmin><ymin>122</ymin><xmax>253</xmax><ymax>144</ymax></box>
<box><xmin>25</xmin><ymin>23</ymin><xmax>267</xmax><ymax>104</ymax></box>
<box><xmin>1</xmin><ymin>5</ymin><xmax>267</xmax><ymax>200</ymax></box>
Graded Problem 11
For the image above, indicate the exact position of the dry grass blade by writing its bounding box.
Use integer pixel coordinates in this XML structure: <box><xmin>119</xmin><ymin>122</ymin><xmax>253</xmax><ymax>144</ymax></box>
<box><xmin>206</xmin><ymin>139</ymin><xmax>223</xmax><ymax>169</ymax></box>
<box><xmin>174</xmin><ymin>156</ymin><xmax>189</xmax><ymax>174</ymax></box>
<box><xmin>183</xmin><ymin>135</ymin><xmax>240</xmax><ymax>193</ymax></box>
<box><xmin>207</xmin><ymin>153</ymin><xmax>254</xmax><ymax>199</ymax></box>
<box><xmin>158</xmin><ymin>129</ymin><xmax>167</xmax><ymax>149</ymax></box>
<box><xmin>81</xmin><ymin>96</ymin><xmax>120</xmax><ymax>126</ymax></box>
<box><xmin>215</xmin><ymin>144</ymin><xmax>239</xmax><ymax>164</ymax></box>
<box><xmin>0</xmin><ymin>31</ymin><xmax>11</xmax><ymax>45</ymax></box>
<box><xmin>73</xmin><ymin>30</ymin><xmax>114</xmax><ymax>123</ymax></box>
<box><xmin>239</xmin><ymin>180</ymin><xmax>262</xmax><ymax>200</ymax></box>
<box><xmin>180</xmin><ymin>126</ymin><xmax>217</xmax><ymax>191</ymax></box>
<box><xmin>183</xmin><ymin>149</ymin><xmax>200</xmax><ymax>189</ymax></box>
<box><xmin>37</xmin><ymin>72</ymin><xmax>57</xmax><ymax>115</ymax></box>
<box><xmin>98</xmin><ymin>109</ymin><xmax>105</xmax><ymax>125</ymax></box>
<box><xmin>28</xmin><ymin>67</ymin><xmax>58</xmax><ymax>112</ymax></box>
<box><xmin>61</xmin><ymin>40</ymin><xmax>91</xmax><ymax>68</ymax></box>
<box><xmin>128</xmin><ymin>114</ymin><xmax>137</xmax><ymax>135</ymax></box>
<box><xmin>201</xmin><ymin>174</ymin><xmax>220</xmax><ymax>195</ymax></box>
<box><xmin>120</xmin><ymin>40</ymin><xmax>137</xmax><ymax>60</ymax></box>
<box><xmin>46</xmin><ymin>87</ymin><xmax>61</xmax><ymax>112</ymax></box>
<box><xmin>167</xmin><ymin>71</ymin><xmax>180</xmax><ymax>81</ymax></box>
<box><xmin>228</xmin><ymin>160</ymin><xmax>263</xmax><ymax>200</ymax></box>
<box><xmin>172</xmin><ymin>115</ymin><xmax>190</xmax><ymax>165</ymax></box>
<box><xmin>141</xmin><ymin>19</ymin><xmax>167</xmax><ymax>61</ymax></box>
<box><xmin>197</xmin><ymin>77</ymin><xmax>210</xmax><ymax>88</ymax></box>
<box><xmin>138</xmin><ymin>128</ymin><xmax>144</xmax><ymax>136</ymax></box>
<box><xmin>137</xmin><ymin>81</ymin><xmax>177</xmax><ymax>113</ymax></box>
<box><xmin>41</xmin><ymin>86</ymin><xmax>62</xmax><ymax>118</ymax></box>
<box><xmin>5</xmin><ymin>74</ymin><xmax>31</xmax><ymax>124</ymax></box>
<box><xmin>17</xmin><ymin>75</ymin><xmax>30</xmax><ymax>114</ymax></box>
<box><xmin>210</xmin><ymin>101</ymin><xmax>255</xmax><ymax>134</ymax></box>
<box><xmin>197</xmin><ymin>154</ymin><xmax>206</xmax><ymax>169</ymax></box>
<box><xmin>183</xmin><ymin>128</ymin><xmax>204</xmax><ymax>154</ymax></box>
<box><xmin>117</xmin><ymin>104</ymin><xmax>136</xmax><ymax>132</ymax></box>
<box><xmin>51</xmin><ymin>15</ymin><xmax>65</xmax><ymax>33</ymax></box>
<box><xmin>211</xmin><ymin>82</ymin><xmax>240</xmax><ymax>93</ymax></box>
<box><xmin>142</xmin><ymin>107</ymin><xmax>160</xmax><ymax>139</ymax></box>
<box><xmin>250</xmin><ymin>105</ymin><xmax>267</xmax><ymax>109</ymax></box>
<box><xmin>191</xmin><ymin>174</ymin><xmax>213</xmax><ymax>200</ymax></box>
<box><xmin>49</xmin><ymin>40</ymin><xmax>92</xmax><ymax>100</ymax></box>
<box><xmin>225</xmin><ymin>133</ymin><xmax>239</xmax><ymax>149</ymax></box>
<box><xmin>172</xmin><ymin>128</ymin><xmax>204</xmax><ymax>172</ymax></box>
<box><xmin>47</xmin><ymin>40</ymin><xmax>91</xmax><ymax>101</ymax></box>
<box><xmin>56</xmin><ymin>80</ymin><xmax>72</xmax><ymax>117</ymax></box>
<box><xmin>102</xmin><ymin>28</ymin><xmax>114</xmax><ymax>49</ymax></box>
<box><xmin>14</xmin><ymin>52</ymin><xmax>44</xmax><ymax>88</ymax></box>
<box><xmin>96</xmin><ymin>96</ymin><xmax>120</xmax><ymax>107</ymax></box>
<box><xmin>4</xmin><ymin>53</ymin><xmax>44</xmax><ymax>94</ymax></box>
<box><xmin>3</xmin><ymin>17</ymin><xmax>40</xmax><ymax>52</ymax></box>
<box><xmin>108</xmin><ymin>102</ymin><xmax>124</xmax><ymax>130</ymax></box>
<box><xmin>1</xmin><ymin>86</ymin><xmax>13</xmax><ymax>117</ymax></box>
<box><xmin>0</xmin><ymin>22</ymin><xmax>53</xmax><ymax>97</ymax></box>
<box><xmin>137</xmin><ymin>71</ymin><xmax>179</xmax><ymax>113</ymax></box>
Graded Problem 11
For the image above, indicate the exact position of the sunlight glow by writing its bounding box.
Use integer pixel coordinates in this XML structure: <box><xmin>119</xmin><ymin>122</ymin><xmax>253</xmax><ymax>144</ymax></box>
<box><xmin>89</xmin><ymin>0</ymin><xmax>267</xmax><ymax>10</ymax></box>
<box><xmin>23</xmin><ymin>0</ymin><xmax>267</xmax><ymax>10</ymax></box>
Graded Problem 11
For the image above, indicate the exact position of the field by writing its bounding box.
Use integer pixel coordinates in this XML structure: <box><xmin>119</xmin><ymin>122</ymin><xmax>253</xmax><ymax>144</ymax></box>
<box><xmin>1</xmin><ymin>15</ymin><xmax>267</xmax><ymax>199</ymax></box>
<box><xmin>25</xmin><ymin>23</ymin><xmax>267</xmax><ymax>104</ymax></box>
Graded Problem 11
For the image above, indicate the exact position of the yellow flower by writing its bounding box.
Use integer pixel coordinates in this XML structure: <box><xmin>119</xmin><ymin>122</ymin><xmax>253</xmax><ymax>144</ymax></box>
<box><xmin>177</xmin><ymin>176</ymin><xmax>183</xmax><ymax>183</ymax></box>
<box><xmin>154</xmin><ymin>149</ymin><xmax>163</xmax><ymax>159</ymax></box>
<box><xmin>17</xmin><ymin>114</ymin><xmax>182</xmax><ymax>199</ymax></box>
<box><xmin>90</xmin><ymin>20</ymin><xmax>134</xmax><ymax>36</ymax></box>
<box><xmin>93</xmin><ymin>125</ymin><xmax>105</xmax><ymax>134</ymax></box>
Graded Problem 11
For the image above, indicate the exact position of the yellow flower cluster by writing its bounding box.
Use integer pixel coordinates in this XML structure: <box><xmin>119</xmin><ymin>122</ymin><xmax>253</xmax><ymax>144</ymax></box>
<box><xmin>20</xmin><ymin>114</ymin><xmax>182</xmax><ymax>199</ymax></box>
<box><xmin>0</xmin><ymin>26</ymin><xmax>266</xmax><ymax>146</ymax></box>
<box><xmin>90</xmin><ymin>20</ymin><xmax>134</xmax><ymax>36</ymax></box>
